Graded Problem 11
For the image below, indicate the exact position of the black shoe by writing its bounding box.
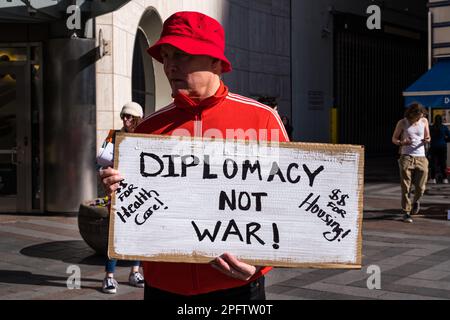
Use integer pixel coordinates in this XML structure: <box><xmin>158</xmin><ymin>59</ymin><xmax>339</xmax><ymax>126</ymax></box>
<box><xmin>403</xmin><ymin>213</ymin><xmax>413</xmax><ymax>223</ymax></box>
<box><xmin>412</xmin><ymin>202</ymin><xmax>420</xmax><ymax>215</ymax></box>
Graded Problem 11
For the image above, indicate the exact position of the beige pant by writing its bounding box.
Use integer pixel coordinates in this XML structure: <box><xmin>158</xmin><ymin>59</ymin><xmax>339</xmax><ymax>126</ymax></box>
<box><xmin>398</xmin><ymin>155</ymin><xmax>428</xmax><ymax>214</ymax></box>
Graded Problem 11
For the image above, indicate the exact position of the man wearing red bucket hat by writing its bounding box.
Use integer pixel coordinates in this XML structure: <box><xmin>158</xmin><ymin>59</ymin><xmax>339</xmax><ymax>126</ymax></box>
<box><xmin>100</xmin><ymin>11</ymin><xmax>290</xmax><ymax>299</ymax></box>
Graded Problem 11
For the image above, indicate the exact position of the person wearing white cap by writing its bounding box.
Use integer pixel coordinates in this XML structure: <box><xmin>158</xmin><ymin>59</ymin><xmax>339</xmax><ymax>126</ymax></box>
<box><xmin>99</xmin><ymin>102</ymin><xmax>145</xmax><ymax>294</ymax></box>
<box><xmin>119</xmin><ymin>101</ymin><xmax>144</xmax><ymax>132</ymax></box>
<box><xmin>101</xmin><ymin>102</ymin><xmax>143</xmax><ymax>147</ymax></box>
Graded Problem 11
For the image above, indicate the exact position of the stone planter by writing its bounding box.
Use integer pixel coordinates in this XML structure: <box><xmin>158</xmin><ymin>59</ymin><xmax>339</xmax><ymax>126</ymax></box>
<box><xmin>78</xmin><ymin>200</ymin><xmax>109</xmax><ymax>256</ymax></box>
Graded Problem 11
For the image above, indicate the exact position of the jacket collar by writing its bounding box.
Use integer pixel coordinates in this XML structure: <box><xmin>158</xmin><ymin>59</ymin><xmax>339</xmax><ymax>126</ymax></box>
<box><xmin>173</xmin><ymin>80</ymin><xmax>229</xmax><ymax>113</ymax></box>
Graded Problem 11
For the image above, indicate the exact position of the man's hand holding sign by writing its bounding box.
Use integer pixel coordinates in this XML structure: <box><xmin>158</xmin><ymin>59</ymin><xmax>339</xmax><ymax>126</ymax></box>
<box><xmin>102</xmin><ymin>135</ymin><xmax>364</xmax><ymax>285</ymax></box>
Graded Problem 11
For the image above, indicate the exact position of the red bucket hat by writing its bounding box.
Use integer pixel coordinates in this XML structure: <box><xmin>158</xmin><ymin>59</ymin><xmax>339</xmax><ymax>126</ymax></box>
<box><xmin>147</xmin><ymin>11</ymin><xmax>232</xmax><ymax>73</ymax></box>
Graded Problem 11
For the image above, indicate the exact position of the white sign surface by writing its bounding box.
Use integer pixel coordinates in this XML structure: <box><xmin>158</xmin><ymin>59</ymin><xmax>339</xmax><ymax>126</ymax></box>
<box><xmin>109</xmin><ymin>134</ymin><xmax>364</xmax><ymax>268</ymax></box>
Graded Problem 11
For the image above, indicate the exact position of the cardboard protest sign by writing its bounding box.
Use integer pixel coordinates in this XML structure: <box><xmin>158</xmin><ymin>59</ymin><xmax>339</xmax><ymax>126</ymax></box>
<box><xmin>109</xmin><ymin>133</ymin><xmax>364</xmax><ymax>268</ymax></box>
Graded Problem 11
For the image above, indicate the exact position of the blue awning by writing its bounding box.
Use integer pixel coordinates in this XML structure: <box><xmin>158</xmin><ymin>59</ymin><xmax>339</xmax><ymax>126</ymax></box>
<box><xmin>403</xmin><ymin>58</ymin><xmax>450</xmax><ymax>109</ymax></box>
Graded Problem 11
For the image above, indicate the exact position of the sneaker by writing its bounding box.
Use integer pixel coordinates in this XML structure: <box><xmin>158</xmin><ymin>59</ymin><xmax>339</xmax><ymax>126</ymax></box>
<box><xmin>412</xmin><ymin>201</ymin><xmax>420</xmax><ymax>215</ymax></box>
<box><xmin>129</xmin><ymin>272</ymin><xmax>145</xmax><ymax>288</ymax></box>
<box><xmin>102</xmin><ymin>277</ymin><xmax>118</xmax><ymax>294</ymax></box>
<box><xmin>428</xmin><ymin>179</ymin><xmax>436</xmax><ymax>184</ymax></box>
<box><xmin>443</xmin><ymin>179</ymin><xmax>449</xmax><ymax>184</ymax></box>
<box><xmin>403</xmin><ymin>213</ymin><xmax>413</xmax><ymax>223</ymax></box>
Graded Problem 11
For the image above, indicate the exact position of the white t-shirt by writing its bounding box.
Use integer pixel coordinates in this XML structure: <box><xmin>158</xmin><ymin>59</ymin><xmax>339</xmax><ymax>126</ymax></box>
<box><xmin>400</xmin><ymin>118</ymin><xmax>426</xmax><ymax>157</ymax></box>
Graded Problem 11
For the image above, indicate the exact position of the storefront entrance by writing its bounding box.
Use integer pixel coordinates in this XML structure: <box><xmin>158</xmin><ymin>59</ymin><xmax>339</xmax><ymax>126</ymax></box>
<box><xmin>0</xmin><ymin>44</ymin><xmax>43</xmax><ymax>212</ymax></box>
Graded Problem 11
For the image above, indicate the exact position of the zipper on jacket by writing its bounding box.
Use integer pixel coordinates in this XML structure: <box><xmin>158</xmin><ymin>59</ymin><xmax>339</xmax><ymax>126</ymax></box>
<box><xmin>194</xmin><ymin>112</ymin><xmax>202</xmax><ymax>137</ymax></box>
<box><xmin>192</xmin><ymin>112</ymin><xmax>201</xmax><ymax>292</ymax></box>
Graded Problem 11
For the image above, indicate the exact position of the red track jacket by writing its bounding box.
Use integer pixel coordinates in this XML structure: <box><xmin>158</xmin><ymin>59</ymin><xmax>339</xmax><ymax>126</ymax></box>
<box><xmin>135</xmin><ymin>81</ymin><xmax>290</xmax><ymax>295</ymax></box>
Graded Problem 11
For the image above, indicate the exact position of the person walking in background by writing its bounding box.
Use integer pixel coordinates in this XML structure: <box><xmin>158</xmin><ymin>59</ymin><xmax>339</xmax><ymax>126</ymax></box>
<box><xmin>392</xmin><ymin>103</ymin><xmax>431</xmax><ymax>223</ymax></box>
<box><xmin>428</xmin><ymin>114</ymin><xmax>450</xmax><ymax>184</ymax></box>
<box><xmin>99</xmin><ymin>102</ymin><xmax>145</xmax><ymax>294</ymax></box>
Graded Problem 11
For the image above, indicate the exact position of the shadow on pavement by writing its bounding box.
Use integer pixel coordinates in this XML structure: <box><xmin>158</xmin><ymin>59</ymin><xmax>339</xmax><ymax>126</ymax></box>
<box><xmin>19</xmin><ymin>240</ymin><xmax>137</xmax><ymax>268</ymax></box>
<box><xmin>419</xmin><ymin>204</ymin><xmax>450</xmax><ymax>220</ymax></box>
<box><xmin>364</xmin><ymin>206</ymin><xmax>448</xmax><ymax>221</ymax></box>
<box><xmin>0</xmin><ymin>270</ymin><xmax>69</xmax><ymax>287</ymax></box>
<box><xmin>363</xmin><ymin>209</ymin><xmax>403</xmax><ymax>221</ymax></box>
<box><xmin>0</xmin><ymin>270</ymin><xmax>101</xmax><ymax>290</ymax></box>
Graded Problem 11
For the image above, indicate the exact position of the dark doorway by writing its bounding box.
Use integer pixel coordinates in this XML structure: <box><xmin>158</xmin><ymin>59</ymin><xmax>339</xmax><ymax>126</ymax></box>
<box><xmin>334</xmin><ymin>13</ymin><xmax>427</xmax><ymax>156</ymax></box>
<box><xmin>132</xmin><ymin>29</ymin><xmax>148</xmax><ymax>110</ymax></box>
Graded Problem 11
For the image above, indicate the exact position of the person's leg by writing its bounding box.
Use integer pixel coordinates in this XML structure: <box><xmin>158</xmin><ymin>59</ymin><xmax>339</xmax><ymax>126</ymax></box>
<box><xmin>429</xmin><ymin>149</ymin><xmax>437</xmax><ymax>180</ymax></box>
<box><xmin>413</xmin><ymin>157</ymin><xmax>429</xmax><ymax>205</ymax></box>
<box><xmin>437</xmin><ymin>148</ymin><xmax>448</xmax><ymax>180</ymax></box>
<box><xmin>131</xmin><ymin>261</ymin><xmax>141</xmax><ymax>273</ymax></box>
<box><xmin>442</xmin><ymin>148</ymin><xmax>448</xmax><ymax>178</ymax></box>
<box><xmin>129</xmin><ymin>261</ymin><xmax>145</xmax><ymax>288</ymax></box>
<box><xmin>105</xmin><ymin>258</ymin><xmax>117</xmax><ymax>277</ymax></box>
<box><xmin>103</xmin><ymin>259</ymin><xmax>118</xmax><ymax>294</ymax></box>
<box><xmin>398</xmin><ymin>156</ymin><xmax>413</xmax><ymax>214</ymax></box>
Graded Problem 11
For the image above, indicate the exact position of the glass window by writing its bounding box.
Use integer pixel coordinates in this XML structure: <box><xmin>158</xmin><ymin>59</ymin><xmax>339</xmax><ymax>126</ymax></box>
<box><xmin>431</xmin><ymin>109</ymin><xmax>450</xmax><ymax>125</ymax></box>
<box><xmin>0</xmin><ymin>48</ymin><xmax>27</xmax><ymax>62</ymax></box>
<box><xmin>0</xmin><ymin>71</ymin><xmax>17</xmax><ymax>196</ymax></box>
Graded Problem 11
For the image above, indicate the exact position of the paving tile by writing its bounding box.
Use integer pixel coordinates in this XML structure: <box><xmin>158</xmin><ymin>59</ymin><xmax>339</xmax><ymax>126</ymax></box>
<box><xmin>395</xmin><ymin>277</ymin><xmax>450</xmax><ymax>291</ymax></box>
<box><xmin>402</xmin><ymin>248</ymin><xmax>444</xmax><ymax>257</ymax></box>
<box><xmin>365</xmin><ymin>231</ymin><xmax>450</xmax><ymax>244</ymax></box>
<box><xmin>266</xmin><ymin>292</ymin><xmax>307</xmax><ymax>300</ymax></box>
<box><xmin>365</xmin><ymin>240</ymin><xmax>447</xmax><ymax>251</ymax></box>
<box><xmin>420</xmin><ymin>254</ymin><xmax>450</xmax><ymax>263</ymax></box>
<box><xmin>376</xmin><ymin>255</ymin><xmax>422</xmax><ymax>268</ymax></box>
<box><xmin>378</xmin><ymin>264</ymin><xmax>432</xmax><ymax>278</ymax></box>
<box><xmin>369</xmin><ymin>281</ymin><xmax>450</xmax><ymax>299</ymax></box>
<box><xmin>111</xmin><ymin>290</ymin><xmax>144</xmax><ymax>300</ymax></box>
<box><xmin>0</xmin><ymin>230</ymin><xmax>48</xmax><ymax>244</ymax></box>
<box><xmin>432</xmin><ymin>260</ymin><xmax>450</xmax><ymax>271</ymax></box>
<box><xmin>279</xmin><ymin>287</ymin><xmax>340</xmax><ymax>300</ymax></box>
<box><xmin>265</xmin><ymin>267</ymin><xmax>313</xmax><ymax>287</ymax></box>
<box><xmin>409</xmin><ymin>269</ymin><xmax>450</xmax><ymax>281</ymax></box>
<box><xmin>302</xmin><ymin>282</ymin><xmax>386</xmax><ymax>299</ymax></box>
<box><xmin>14</xmin><ymin>222</ymin><xmax>81</xmax><ymax>238</ymax></box>
<box><xmin>380</xmin><ymin>292</ymin><xmax>442</xmax><ymax>300</ymax></box>
<box><xmin>25</xmin><ymin>219</ymin><xmax>79</xmax><ymax>231</ymax></box>
<box><xmin>350</xmin><ymin>274</ymin><xmax>411</xmax><ymax>290</ymax></box>
<box><xmin>414</xmin><ymin>258</ymin><xmax>446</xmax><ymax>267</ymax></box>
<box><xmin>266</xmin><ymin>284</ymin><xmax>296</xmax><ymax>294</ymax></box>
<box><xmin>275</xmin><ymin>269</ymin><xmax>346</xmax><ymax>288</ymax></box>
<box><xmin>0</xmin><ymin>225</ymin><xmax>75</xmax><ymax>242</ymax></box>
<box><xmin>320</xmin><ymin>269</ymin><xmax>375</xmax><ymax>286</ymax></box>
<box><xmin>366</xmin><ymin>247</ymin><xmax>412</xmax><ymax>261</ymax></box>
<box><xmin>286</xmin><ymin>286</ymin><xmax>375</xmax><ymax>300</ymax></box>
